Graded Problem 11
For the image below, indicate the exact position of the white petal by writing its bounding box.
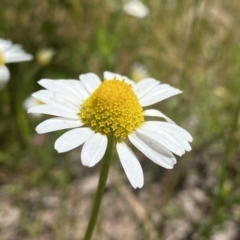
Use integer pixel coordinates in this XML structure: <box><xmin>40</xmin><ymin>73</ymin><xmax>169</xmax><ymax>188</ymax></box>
<box><xmin>68</xmin><ymin>80</ymin><xmax>89</xmax><ymax>100</ymax></box>
<box><xmin>139</xmin><ymin>122</ymin><xmax>191</xmax><ymax>153</ymax></box>
<box><xmin>133</xmin><ymin>78</ymin><xmax>159</xmax><ymax>99</ymax></box>
<box><xmin>28</xmin><ymin>105</ymin><xmax>80</xmax><ymax>119</ymax></box>
<box><xmin>23</xmin><ymin>96</ymin><xmax>39</xmax><ymax>110</ymax></box>
<box><xmin>38</xmin><ymin>79</ymin><xmax>87</xmax><ymax>103</ymax></box>
<box><xmin>5</xmin><ymin>44</ymin><xmax>22</xmax><ymax>54</ymax></box>
<box><xmin>0</xmin><ymin>39</ymin><xmax>33</xmax><ymax>63</ymax></box>
<box><xmin>104</xmin><ymin>71</ymin><xmax>122</xmax><ymax>80</ymax></box>
<box><xmin>0</xmin><ymin>39</ymin><xmax>12</xmax><ymax>51</ymax></box>
<box><xmin>123</xmin><ymin>0</ymin><xmax>149</xmax><ymax>18</ymax></box>
<box><xmin>0</xmin><ymin>65</ymin><xmax>10</xmax><ymax>89</ymax></box>
<box><xmin>81</xmin><ymin>133</ymin><xmax>107</xmax><ymax>167</ymax></box>
<box><xmin>143</xmin><ymin>109</ymin><xmax>176</xmax><ymax>124</ymax></box>
<box><xmin>36</xmin><ymin>117</ymin><xmax>83</xmax><ymax>134</ymax></box>
<box><xmin>32</xmin><ymin>90</ymin><xmax>80</xmax><ymax>112</ymax></box>
<box><xmin>4</xmin><ymin>53</ymin><xmax>33</xmax><ymax>63</ymax></box>
<box><xmin>116</xmin><ymin>142</ymin><xmax>144</xmax><ymax>189</ymax></box>
<box><xmin>79</xmin><ymin>73</ymin><xmax>101</xmax><ymax>94</ymax></box>
<box><xmin>55</xmin><ymin>128</ymin><xmax>94</xmax><ymax>153</ymax></box>
<box><xmin>139</xmin><ymin>84</ymin><xmax>182</xmax><ymax>107</ymax></box>
<box><xmin>136</xmin><ymin>125</ymin><xmax>184</xmax><ymax>156</ymax></box>
<box><xmin>129</xmin><ymin>132</ymin><xmax>176</xmax><ymax>169</ymax></box>
<box><xmin>104</xmin><ymin>71</ymin><xmax>135</xmax><ymax>86</ymax></box>
<box><xmin>169</xmin><ymin>133</ymin><xmax>192</xmax><ymax>152</ymax></box>
<box><xmin>144</xmin><ymin>121</ymin><xmax>193</xmax><ymax>142</ymax></box>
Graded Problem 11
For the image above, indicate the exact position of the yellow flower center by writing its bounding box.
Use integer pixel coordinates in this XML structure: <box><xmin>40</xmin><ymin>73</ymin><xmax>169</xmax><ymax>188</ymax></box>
<box><xmin>0</xmin><ymin>51</ymin><xmax>4</xmax><ymax>65</ymax></box>
<box><xmin>80</xmin><ymin>78</ymin><xmax>144</xmax><ymax>140</ymax></box>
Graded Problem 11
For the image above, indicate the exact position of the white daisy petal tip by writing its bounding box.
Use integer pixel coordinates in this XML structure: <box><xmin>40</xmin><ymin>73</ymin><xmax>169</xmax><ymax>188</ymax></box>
<box><xmin>188</xmin><ymin>133</ymin><xmax>193</xmax><ymax>142</ymax></box>
<box><xmin>165</xmin><ymin>162</ymin><xmax>175</xmax><ymax>170</ymax></box>
<box><xmin>116</xmin><ymin>142</ymin><xmax>144</xmax><ymax>189</ymax></box>
<box><xmin>37</xmin><ymin>79</ymin><xmax>49</xmax><ymax>87</ymax></box>
<box><xmin>143</xmin><ymin>109</ymin><xmax>176</xmax><ymax>124</ymax></box>
<box><xmin>37</xmin><ymin>79</ymin><xmax>43</xmax><ymax>85</ymax></box>
<box><xmin>54</xmin><ymin>128</ymin><xmax>94</xmax><ymax>153</ymax></box>
<box><xmin>177</xmin><ymin>89</ymin><xmax>183</xmax><ymax>94</ymax></box>
<box><xmin>27</xmin><ymin>106</ymin><xmax>34</xmax><ymax>113</ymax></box>
<box><xmin>54</xmin><ymin>146</ymin><xmax>61</xmax><ymax>153</ymax></box>
<box><xmin>35</xmin><ymin>126</ymin><xmax>42</xmax><ymax>134</ymax></box>
<box><xmin>0</xmin><ymin>65</ymin><xmax>10</xmax><ymax>89</ymax></box>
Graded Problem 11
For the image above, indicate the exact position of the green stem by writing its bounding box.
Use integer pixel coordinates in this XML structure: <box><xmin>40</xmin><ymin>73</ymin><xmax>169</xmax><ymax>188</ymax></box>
<box><xmin>8</xmin><ymin>74</ymin><xmax>31</xmax><ymax>149</ymax></box>
<box><xmin>83</xmin><ymin>136</ymin><xmax>114</xmax><ymax>240</ymax></box>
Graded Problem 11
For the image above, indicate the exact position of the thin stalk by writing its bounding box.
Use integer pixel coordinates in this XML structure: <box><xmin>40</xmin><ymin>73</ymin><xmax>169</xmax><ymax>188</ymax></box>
<box><xmin>83</xmin><ymin>136</ymin><xmax>114</xmax><ymax>240</ymax></box>
<box><xmin>8</xmin><ymin>73</ymin><xmax>31</xmax><ymax>149</ymax></box>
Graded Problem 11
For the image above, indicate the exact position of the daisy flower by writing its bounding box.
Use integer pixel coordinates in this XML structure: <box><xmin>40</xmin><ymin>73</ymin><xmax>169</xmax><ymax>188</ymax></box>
<box><xmin>123</xmin><ymin>0</ymin><xmax>149</xmax><ymax>18</ymax></box>
<box><xmin>131</xmin><ymin>63</ymin><xmax>149</xmax><ymax>82</ymax></box>
<box><xmin>23</xmin><ymin>95</ymin><xmax>44</xmax><ymax>118</ymax></box>
<box><xmin>28</xmin><ymin>72</ymin><xmax>192</xmax><ymax>188</ymax></box>
<box><xmin>0</xmin><ymin>38</ymin><xmax>33</xmax><ymax>89</ymax></box>
<box><xmin>36</xmin><ymin>48</ymin><xmax>55</xmax><ymax>66</ymax></box>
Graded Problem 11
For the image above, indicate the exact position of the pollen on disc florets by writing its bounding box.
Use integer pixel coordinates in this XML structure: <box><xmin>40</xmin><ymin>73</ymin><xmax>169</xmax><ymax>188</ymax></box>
<box><xmin>80</xmin><ymin>78</ymin><xmax>144</xmax><ymax>140</ymax></box>
<box><xmin>0</xmin><ymin>51</ymin><xmax>4</xmax><ymax>65</ymax></box>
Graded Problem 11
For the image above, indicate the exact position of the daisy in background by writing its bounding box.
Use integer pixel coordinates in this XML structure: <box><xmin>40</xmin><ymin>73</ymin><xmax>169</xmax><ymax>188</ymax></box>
<box><xmin>123</xmin><ymin>0</ymin><xmax>149</xmax><ymax>18</ymax></box>
<box><xmin>23</xmin><ymin>95</ymin><xmax>44</xmax><ymax>118</ymax></box>
<box><xmin>28</xmin><ymin>71</ymin><xmax>192</xmax><ymax>189</ymax></box>
<box><xmin>0</xmin><ymin>38</ymin><xmax>33</xmax><ymax>90</ymax></box>
<box><xmin>131</xmin><ymin>63</ymin><xmax>149</xmax><ymax>82</ymax></box>
<box><xmin>36</xmin><ymin>48</ymin><xmax>55</xmax><ymax>66</ymax></box>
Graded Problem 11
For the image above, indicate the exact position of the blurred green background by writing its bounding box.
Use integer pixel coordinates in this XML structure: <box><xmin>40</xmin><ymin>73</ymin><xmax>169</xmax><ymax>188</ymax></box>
<box><xmin>0</xmin><ymin>0</ymin><xmax>240</xmax><ymax>239</ymax></box>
